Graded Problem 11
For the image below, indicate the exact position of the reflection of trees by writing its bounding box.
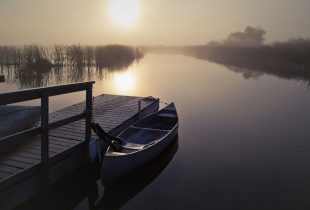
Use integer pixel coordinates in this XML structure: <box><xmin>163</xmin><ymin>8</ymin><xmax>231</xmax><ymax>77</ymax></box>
<box><xmin>227</xmin><ymin>66</ymin><xmax>264</xmax><ymax>80</ymax></box>
<box><xmin>183</xmin><ymin>36</ymin><xmax>310</xmax><ymax>85</ymax></box>
<box><xmin>0</xmin><ymin>66</ymin><xmax>17</xmax><ymax>85</ymax></box>
<box><xmin>187</xmin><ymin>44</ymin><xmax>310</xmax><ymax>85</ymax></box>
<box><xmin>1</xmin><ymin>60</ymin><xmax>140</xmax><ymax>89</ymax></box>
<box><xmin>1</xmin><ymin>66</ymin><xmax>51</xmax><ymax>89</ymax></box>
<box><xmin>0</xmin><ymin>45</ymin><xmax>143</xmax><ymax>89</ymax></box>
<box><xmin>95</xmin><ymin>45</ymin><xmax>142</xmax><ymax>70</ymax></box>
<box><xmin>141</xmin><ymin>27</ymin><xmax>310</xmax><ymax>85</ymax></box>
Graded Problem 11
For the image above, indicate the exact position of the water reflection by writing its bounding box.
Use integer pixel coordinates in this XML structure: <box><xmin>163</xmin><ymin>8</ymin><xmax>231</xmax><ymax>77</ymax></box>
<box><xmin>0</xmin><ymin>44</ymin><xmax>143</xmax><ymax>90</ymax></box>
<box><xmin>16</xmin><ymin>137</ymin><xmax>178</xmax><ymax>210</ymax></box>
<box><xmin>0</xmin><ymin>61</ymin><xmax>139</xmax><ymax>90</ymax></box>
<box><xmin>183</xmin><ymin>52</ymin><xmax>310</xmax><ymax>86</ymax></box>
<box><xmin>227</xmin><ymin>66</ymin><xmax>264</xmax><ymax>80</ymax></box>
<box><xmin>4</xmin><ymin>53</ymin><xmax>310</xmax><ymax>209</ymax></box>
<box><xmin>113</xmin><ymin>68</ymin><xmax>137</xmax><ymax>93</ymax></box>
<box><xmin>96</xmin><ymin>137</ymin><xmax>178</xmax><ymax>210</ymax></box>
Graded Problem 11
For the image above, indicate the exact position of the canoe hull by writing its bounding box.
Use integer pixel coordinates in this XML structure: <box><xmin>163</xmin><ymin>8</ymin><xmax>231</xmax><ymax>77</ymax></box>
<box><xmin>0</xmin><ymin>105</ymin><xmax>40</xmax><ymax>138</ymax></box>
<box><xmin>101</xmin><ymin>123</ymin><xmax>178</xmax><ymax>184</ymax></box>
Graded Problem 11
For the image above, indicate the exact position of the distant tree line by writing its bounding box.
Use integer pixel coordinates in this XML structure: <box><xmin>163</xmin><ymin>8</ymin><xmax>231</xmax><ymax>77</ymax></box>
<box><xmin>187</xmin><ymin>38</ymin><xmax>310</xmax><ymax>66</ymax></box>
<box><xmin>0</xmin><ymin>44</ymin><xmax>143</xmax><ymax>70</ymax></box>
<box><xmin>218</xmin><ymin>26</ymin><xmax>266</xmax><ymax>47</ymax></box>
<box><xmin>184</xmin><ymin>26</ymin><xmax>310</xmax><ymax>83</ymax></box>
<box><xmin>142</xmin><ymin>26</ymin><xmax>310</xmax><ymax>83</ymax></box>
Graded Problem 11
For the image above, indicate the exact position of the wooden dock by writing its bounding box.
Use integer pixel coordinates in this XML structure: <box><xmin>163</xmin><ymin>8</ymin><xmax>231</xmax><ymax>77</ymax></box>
<box><xmin>0</xmin><ymin>83</ymin><xmax>159</xmax><ymax>209</ymax></box>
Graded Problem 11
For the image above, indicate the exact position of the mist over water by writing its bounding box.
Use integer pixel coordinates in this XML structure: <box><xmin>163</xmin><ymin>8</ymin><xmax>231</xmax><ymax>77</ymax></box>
<box><xmin>5</xmin><ymin>53</ymin><xmax>310</xmax><ymax>209</ymax></box>
<box><xmin>1</xmin><ymin>0</ymin><xmax>310</xmax><ymax>209</ymax></box>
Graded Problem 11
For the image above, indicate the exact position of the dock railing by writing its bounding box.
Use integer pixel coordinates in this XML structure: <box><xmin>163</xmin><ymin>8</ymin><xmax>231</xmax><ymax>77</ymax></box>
<box><xmin>0</xmin><ymin>81</ymin><xmax>95</xmax><ymax>177</ymax></box>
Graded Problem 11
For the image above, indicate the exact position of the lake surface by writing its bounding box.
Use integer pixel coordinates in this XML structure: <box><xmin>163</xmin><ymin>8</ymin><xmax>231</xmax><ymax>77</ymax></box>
<box><xmin>2</xmin><ymin>54</ymin><xmax>310</xmax><ymax>209</ymax></box>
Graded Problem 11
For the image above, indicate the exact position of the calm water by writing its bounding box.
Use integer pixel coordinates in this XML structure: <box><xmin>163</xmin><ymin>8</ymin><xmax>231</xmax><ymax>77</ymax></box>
<box><xmin>2</xmin><ymin>54</ymin><xmax>310</xmax><ymax>209</ymax></box>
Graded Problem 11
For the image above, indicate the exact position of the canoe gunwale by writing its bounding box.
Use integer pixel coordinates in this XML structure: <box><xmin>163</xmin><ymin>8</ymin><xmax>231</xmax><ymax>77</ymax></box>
<box><xmin>129</xmin><ymin>126</ymin><xmax>170</xmax><ymax>132</ymax></box>
<box><xmin>105</xmin><ymin>103</ymin><xmax>178</xmax><ymax>157</ymax></box>
<box><xmin>101</xmin><ymin>122</ymin><xmax>179</xmax><ymax>183</ymax></box>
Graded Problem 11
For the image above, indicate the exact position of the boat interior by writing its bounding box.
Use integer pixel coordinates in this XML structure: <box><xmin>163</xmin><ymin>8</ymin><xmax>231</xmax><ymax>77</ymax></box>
<box><xmin>133</xmin><ymin>105</ymin><xmax>178</xmax><ymax>130</ymax></box>
<box><xmin>108</xmin><ymin>103</ymin><xmax>178</xmax><ymax>155</ymax></box>
<box><xmin>111</xmin><ymin>127</ymin><xmax>169</xmax><ymax>154</ymax></box>
<box><xmin>119</xmin><ymin>127</ymin><xmax>169</xmax><ymax>145</ymax></box>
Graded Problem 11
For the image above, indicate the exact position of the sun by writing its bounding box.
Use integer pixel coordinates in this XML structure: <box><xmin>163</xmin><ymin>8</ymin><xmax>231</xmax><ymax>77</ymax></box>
<box><xmin>107</xmin><ymin>0</ymin><xmax>141</xmax><ymax>27</ymax></box>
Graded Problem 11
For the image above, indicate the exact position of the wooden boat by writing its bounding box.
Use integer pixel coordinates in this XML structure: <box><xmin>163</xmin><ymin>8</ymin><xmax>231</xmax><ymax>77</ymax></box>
<box><xmin>0</xmin><ymin>105</ymin><xmax>40</xmax><ymax>138</ymax></box>
<box><xmin>97</xmin><ymin>103</ymin><xmax>178</xmax><ymax>184</ymax></box>
<box><xmin>98</xmin><ymin>138</ymin><xmax>178</xmax><ymax>209</ymax></box>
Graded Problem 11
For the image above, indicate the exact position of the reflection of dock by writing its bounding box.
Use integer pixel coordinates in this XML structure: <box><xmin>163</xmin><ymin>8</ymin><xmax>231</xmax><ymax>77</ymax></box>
<box><xmin>0</xmin><ymin>75</ymin><xmax>4</xmax><ymax>83</ymax></box>
<box><xmin>0</xmin><ymin>82</ymin><xmax>159</xmax><ymax>209</ymax></box>
<box><xmin>17</xmin><ymin>137</ymin><xmax>179</xmax><ymax>210</ymax></box>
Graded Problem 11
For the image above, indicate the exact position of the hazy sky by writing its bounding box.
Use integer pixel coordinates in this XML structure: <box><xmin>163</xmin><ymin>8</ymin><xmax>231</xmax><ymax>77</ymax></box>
<box><xmin>1</xmin><ymin>0</ymin><xmax>310</xmax><ymax>45</ymax></box>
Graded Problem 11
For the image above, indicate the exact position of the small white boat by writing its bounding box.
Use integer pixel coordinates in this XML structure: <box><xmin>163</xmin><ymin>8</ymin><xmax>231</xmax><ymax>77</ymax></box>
<box><xmin>98</xmin><ymin>138</ymin><xmax>178</xmax><ymax>208</ymax></box>
<box><xmin>92</xmin><ymin>103</ymin><xmax>179</xmax><ymax>184</ymax></box>
<box><xmin>0</xmin><ymin>105</ymin><xmax>40</xmax><ymax>138</ymax></box>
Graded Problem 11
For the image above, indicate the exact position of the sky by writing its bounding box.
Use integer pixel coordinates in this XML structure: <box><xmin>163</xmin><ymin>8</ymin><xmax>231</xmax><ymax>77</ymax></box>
<box><xmin>0</xmin><ymin>0</ymin><xmax>310</xmax><ymax>45</ymax></box>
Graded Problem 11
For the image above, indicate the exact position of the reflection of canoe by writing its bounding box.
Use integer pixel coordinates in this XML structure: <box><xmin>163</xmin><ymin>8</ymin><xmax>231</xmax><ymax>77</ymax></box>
<box><xmin>101</xmin><ymin>103</ymin><xmax>179</xmax><ymax>184</ymax></box>
<box><xmin>16</xmin><ymin>138</ymin><xmax>179</xmax><ymax>210</ymax></box>
<box><xmin>98</xmin><ymin>138</ymin><xmax>179</xmax><ymax>210</ymax></box>
<box><xmin>0</xmin><ymin>105</ymin><xmax>40</xmax><ymax>138</ymax></box>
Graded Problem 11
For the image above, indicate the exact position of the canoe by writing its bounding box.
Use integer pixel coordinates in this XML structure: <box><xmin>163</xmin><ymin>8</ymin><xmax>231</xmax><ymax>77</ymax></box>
<box><xmin>0</xmin><ymin>105</ymin><xmax>40</xmax><ymax>138</ymax></box>
<box><xmin>98</xmin><ymin>138</ymin><xmax>178</xmax><ymax>209</ymax></box>
<box><xmin>100</xmin><ymin>103</ymin><xmax>179</xmax><ymax>184</ymax></box>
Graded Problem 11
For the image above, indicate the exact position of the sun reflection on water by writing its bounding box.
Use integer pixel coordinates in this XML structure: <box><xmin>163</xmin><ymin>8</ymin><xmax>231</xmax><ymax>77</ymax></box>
<box><xmin>112</xmin><ymin>69</ymin><xmax>137</xmax><ymax>93</ymax></box>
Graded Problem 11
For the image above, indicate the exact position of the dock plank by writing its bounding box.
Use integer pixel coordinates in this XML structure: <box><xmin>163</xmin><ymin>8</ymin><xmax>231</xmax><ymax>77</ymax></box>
<box><xmin>0</xmin><ymin>171</ymin><xmax>12</xmax><ymax>180</ymax></box>
<box><xmin>0</xmin><ymin>94</ymin><xmax>159</xmax><ymax>209</ymax></box>
<box><xmin>0</xmin><ymin>164</ymin><xmax>21</xmax><ymax>174</ymax></box>
<box><xmin>0</xmin><ymin>159</ymin><xmax>33</xmax><ymax>169</ymax></box>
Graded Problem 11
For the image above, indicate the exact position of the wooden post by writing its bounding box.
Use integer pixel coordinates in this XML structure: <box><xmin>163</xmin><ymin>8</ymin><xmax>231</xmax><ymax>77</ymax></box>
<box><xmin>85</xmin><ymin>83</ymin><xmax>93</xmax><ymax>143</ymax></box>
<box><xmin>0</xmin><ymin>75</ymin><xmax>4</xmax><ymax>83</ymax></box>
<box><xmin>0</xmin><ymin>81</ymin><xmax>95</xmax><ymax>182</ymax></box>
<box><xmin>41</xmin><ymin>93</ymin><xmax>49</xmax><ymax>182</ymax></box>
<box><xmin>138</xmin><ymin>100</ymin><xmax>141</xmax><ymax>112</ymax></box>
<box><xmin>138</xmin><ymin>100</ymin><xmax>142</xmax><ymax>118</ymax></box>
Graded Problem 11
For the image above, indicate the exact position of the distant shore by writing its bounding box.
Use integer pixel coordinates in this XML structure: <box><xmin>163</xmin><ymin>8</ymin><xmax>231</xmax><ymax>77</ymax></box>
<box><xmin>186</xmin><ymin>40</ymin><xmax>310</xmax><ymax>82</ymax></box>
<box><xmin>142</xmin><ymin>39</ymin><xmax>310</xmax><ymax>84</ymax></box>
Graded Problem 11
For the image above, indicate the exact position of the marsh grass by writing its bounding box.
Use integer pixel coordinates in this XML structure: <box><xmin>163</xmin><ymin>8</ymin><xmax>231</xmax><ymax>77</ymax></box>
<box><xmin>0</xmin><ymin>44</ymin><xmax>143</xmax><ymax>69</ymax></box>
<box><xmin>0</xmin><ymin>44</ymin><xmax>143</xmax><ymax>89</ymax></box>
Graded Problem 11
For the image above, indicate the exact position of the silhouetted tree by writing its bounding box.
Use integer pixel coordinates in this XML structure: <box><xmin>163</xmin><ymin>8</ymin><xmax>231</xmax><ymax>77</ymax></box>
<box><xmin>223</xmin><ymin>26</ymin><xmax>266</xmax><ymax>46</ymax></box>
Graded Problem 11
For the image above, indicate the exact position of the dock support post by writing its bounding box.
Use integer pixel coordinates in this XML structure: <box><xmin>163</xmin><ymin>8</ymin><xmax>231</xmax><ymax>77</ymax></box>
<box><xmin>138</xmin><ymin>100</ymin><xmax>142</xmax><ymax>115</ymax></box>
<box><xmin>41</xmin><ymin>94</ymin><xmax>49</xmax><ymax>182</ymax></box>
<box><xmin>85</xmin><ymin>83</ymin><xmax>93</xmax><ymax>143</ymax></box>
<box><xmin>0</xmin><ymin>75</ymin><xmax>4</xmax><ymax>83</ymax></box>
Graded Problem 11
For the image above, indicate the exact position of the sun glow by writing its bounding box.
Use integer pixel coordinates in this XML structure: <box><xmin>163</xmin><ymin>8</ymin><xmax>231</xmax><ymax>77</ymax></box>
<box><xmin>113</xmin><ymin>71</ymin><xmax>136</xmax><ymax>92</ymax></box>
<box><xmin>107</xmin><ymin>0</ymin><xmax>141</xmax><ymax>27</ymax></box>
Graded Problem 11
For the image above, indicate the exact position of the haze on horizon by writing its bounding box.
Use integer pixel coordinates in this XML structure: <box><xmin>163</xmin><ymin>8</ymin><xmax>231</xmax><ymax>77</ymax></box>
<box><xmin>1</xmin><ymin>0</ymin><xmax>310</xmax><ymax>46</ymax></box>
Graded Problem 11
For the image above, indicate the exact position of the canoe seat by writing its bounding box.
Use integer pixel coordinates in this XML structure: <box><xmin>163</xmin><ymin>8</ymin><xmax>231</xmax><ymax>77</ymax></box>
<box><xmin>122</xmin><ymin>143</ymin><xmax>145</xmax><ymax>150</ymax></box>
<box><xmin>122</xmin><ymin>140</ymin><xmax>159</xmax><ymax>150</ymax></box>
<box><xmin>157</xmin><ymin>113</ymin><xmax>176</xmax><ymax>117</ymax></box>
